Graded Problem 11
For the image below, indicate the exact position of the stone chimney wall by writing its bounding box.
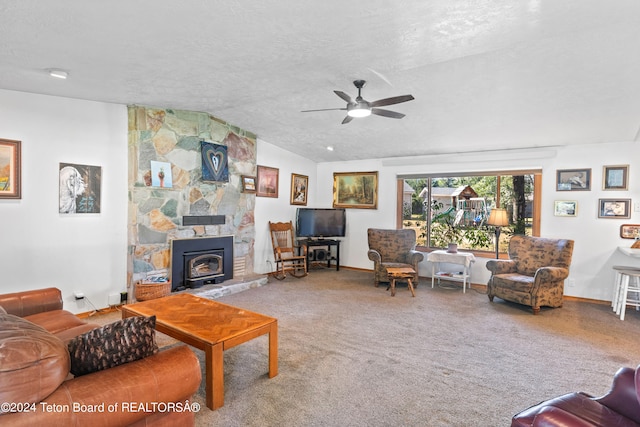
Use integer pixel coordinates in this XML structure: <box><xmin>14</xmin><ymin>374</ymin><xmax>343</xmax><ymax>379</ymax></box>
<box><xmin>127</xmin><ymin>106</ymin><xmax>256</xmax><ymax>292</ymax></box>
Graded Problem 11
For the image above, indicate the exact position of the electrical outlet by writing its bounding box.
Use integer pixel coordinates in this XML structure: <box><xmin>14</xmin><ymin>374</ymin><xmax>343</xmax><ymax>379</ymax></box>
<box><xmin>74</xmin><ymin>291</ymin><xmax>85</xmax><ymax>300</ymax></box>
<box><xmin>568</xmin><ymin>279</ymin><xmax>576</xmax><ymax>287</ymax></box>
<box><xmin>108</xmin><ymin>293</ymin><xmax>121</xmax><ymax>305</ymax></box>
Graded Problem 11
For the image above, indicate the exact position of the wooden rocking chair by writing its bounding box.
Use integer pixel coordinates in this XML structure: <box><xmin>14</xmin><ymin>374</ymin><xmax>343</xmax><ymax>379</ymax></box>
<box><xmin>269</xmin><ymin>221</ymin><xmax>307</xmax><ymax>280</ymax></box>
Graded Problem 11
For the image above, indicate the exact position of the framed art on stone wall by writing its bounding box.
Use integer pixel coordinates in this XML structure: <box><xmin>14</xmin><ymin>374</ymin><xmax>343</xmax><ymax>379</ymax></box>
<box><xmin>150</xmin><ymin>160</ymin><xmax>173</xmax><ymax>188</ymax></box>
<box><xmin>241</xmin><ymin>175</ymin><xmax>257</xmax><ymax>193</ymax></box>
<box><xmin>0</xmin><ymin>139</ymin><xmax>21</xmax><ymax>199</ymax></box>
<box><xmin>201</xmin><ymin>141</ymin><xmax>229</xmax><ymax>182</ymax></box>
<box><xmin>59</xmin><ymin>163</ymin><xmax>101</xmax><ymax>214</ymax></box>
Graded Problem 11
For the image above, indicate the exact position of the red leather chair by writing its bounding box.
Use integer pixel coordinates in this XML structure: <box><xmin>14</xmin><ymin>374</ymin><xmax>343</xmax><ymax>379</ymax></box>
<box><xmin>512</xmin><ymin>365</ymin><xmax>640</xmax><ymax>426</ymax></box>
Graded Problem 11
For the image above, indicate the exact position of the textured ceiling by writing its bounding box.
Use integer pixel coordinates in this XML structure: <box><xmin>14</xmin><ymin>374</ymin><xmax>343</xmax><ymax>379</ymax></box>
<box><xmin>1</xmin><ymin>0</ymin><xmax>640</xmax><ymax>162</ymax></box>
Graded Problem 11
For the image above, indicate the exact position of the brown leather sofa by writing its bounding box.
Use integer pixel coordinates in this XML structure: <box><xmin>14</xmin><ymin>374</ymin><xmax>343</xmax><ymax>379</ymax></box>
<box><xmin>486</xmin><ymin>235</ymin><xmax>574</xmax><ymax>314</ymax></box>
<box><xmin>0</xmin><ymin>288</ymin><xmax>201</xmax><ymax>427</ymax></box>
<box><xmin>512</xmin><ymin>365</ymin><xmax>640</xmax><ymax>426</ymax></box>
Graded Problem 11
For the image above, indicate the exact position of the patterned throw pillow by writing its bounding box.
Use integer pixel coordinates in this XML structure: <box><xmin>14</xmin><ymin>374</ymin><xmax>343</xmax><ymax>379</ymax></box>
<box><xmin>67</xmin><ymin>315</ymin><xmax>158</xmax><ymax>377</ymax></box>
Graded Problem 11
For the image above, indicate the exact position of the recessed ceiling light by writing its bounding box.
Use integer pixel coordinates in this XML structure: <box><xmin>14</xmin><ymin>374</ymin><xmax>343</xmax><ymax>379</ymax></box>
<box><xmin>326</xmin><ymin>146</ymin><xmax>334</xmax><ymax>151</ymax></box>
<box><xmin>48</xmin><ymin>69</ymin><xmax>68</xmax><ymax>79</ymax></box>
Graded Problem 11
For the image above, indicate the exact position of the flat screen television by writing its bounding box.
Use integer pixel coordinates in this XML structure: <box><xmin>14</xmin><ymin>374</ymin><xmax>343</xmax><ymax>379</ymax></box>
<box><xmin>295</xmin><ymin>208</ymin><xmax>346</xmax><ymax>239</ymax></box>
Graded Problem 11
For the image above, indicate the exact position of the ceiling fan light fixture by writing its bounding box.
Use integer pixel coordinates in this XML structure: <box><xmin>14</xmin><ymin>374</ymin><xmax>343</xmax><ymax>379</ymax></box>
<box><xmin>347</xmin><ymin>102</ymin><xmax>371</xmax><ymax>118</ymax></box>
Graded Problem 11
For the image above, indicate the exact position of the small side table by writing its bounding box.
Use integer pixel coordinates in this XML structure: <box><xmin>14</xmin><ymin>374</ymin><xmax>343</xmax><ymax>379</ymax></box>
<box><xmin>427</xmin><ymin>250</ymin><xmax>475</xmax><ymax>293</ymax></box>
<box><xmin>386</xmin><ymin>267</ymin><xmax>416</xmax><ymax>297</ymax></box>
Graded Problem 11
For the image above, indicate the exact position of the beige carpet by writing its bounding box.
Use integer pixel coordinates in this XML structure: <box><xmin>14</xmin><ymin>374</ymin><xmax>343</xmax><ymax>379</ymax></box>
<box><xmin>91</xmin><ymin>269</ymin><xmax>640</xmax><ymax>426</ymax></box>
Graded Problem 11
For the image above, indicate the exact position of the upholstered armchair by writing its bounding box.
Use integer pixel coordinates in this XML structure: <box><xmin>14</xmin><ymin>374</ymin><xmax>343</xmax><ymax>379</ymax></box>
<box><xmin>486</xmin><ymin>235</ymin><xmax>574</xmax><ymax>315</ymax></box>
<box><xmin>367</xmin><ymin>228</ymin><xmax>424</xmax><ymax>287</ymax></box>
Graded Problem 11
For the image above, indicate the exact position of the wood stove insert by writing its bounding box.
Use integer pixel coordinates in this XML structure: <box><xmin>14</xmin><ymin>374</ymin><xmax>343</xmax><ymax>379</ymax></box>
<box><xmin>170</xmin><ymin>236</ymin><xmax>233</xmax><ymax>291</ymax></box>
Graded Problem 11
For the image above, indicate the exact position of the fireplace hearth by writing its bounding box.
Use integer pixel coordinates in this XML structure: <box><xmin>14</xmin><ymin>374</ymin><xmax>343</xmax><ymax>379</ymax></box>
<box><xmin>170</xmin><ymin>236</ymin><xmax>233</xmax><ymax>291</ymax></box>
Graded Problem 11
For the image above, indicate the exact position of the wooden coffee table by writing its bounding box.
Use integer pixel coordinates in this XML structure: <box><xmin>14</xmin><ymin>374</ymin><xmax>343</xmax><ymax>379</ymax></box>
<box><xmin>122</xmin><ymin>293</ymin><xmax>278</xmax><ymax>410</ymax></box>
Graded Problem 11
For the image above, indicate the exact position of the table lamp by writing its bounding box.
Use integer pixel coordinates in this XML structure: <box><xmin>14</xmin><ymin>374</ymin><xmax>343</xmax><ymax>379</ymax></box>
<box><xmin>487</xmin><ymin>208</ymin><xmax>509</xmax><ymax>258</ymax></box>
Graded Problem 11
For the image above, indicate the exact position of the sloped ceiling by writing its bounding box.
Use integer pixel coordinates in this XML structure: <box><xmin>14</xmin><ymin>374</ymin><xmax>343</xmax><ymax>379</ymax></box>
<box><xmin>1</xmin><ymin>0</ymin><xmax>639</xmax><ymax>162</ymax></box>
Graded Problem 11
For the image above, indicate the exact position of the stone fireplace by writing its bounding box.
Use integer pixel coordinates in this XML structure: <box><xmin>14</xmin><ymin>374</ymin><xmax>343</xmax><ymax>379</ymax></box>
<box><xmin>127</xmin><ymin>106</ymin><xmax>257</xmax><ymax>298</ymax></box>
<box><xmin>170</xmin><ymin>236</ymin><xmax>234</xmax><ymax>291</ymax></box>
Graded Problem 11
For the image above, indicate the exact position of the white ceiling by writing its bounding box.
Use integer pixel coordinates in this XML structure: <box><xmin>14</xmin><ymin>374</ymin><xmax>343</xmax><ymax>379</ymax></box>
<box><xmin>1</xmin><ymin>0</ymin><xmax>640</xmax><ymax>162</ymax></box>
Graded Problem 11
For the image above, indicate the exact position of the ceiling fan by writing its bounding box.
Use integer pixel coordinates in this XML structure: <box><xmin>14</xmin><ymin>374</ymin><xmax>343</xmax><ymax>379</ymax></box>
<box><xmin>302</xmin><ymin>80</ymin><xmax>415</xmax><ymax>124</ymax></box>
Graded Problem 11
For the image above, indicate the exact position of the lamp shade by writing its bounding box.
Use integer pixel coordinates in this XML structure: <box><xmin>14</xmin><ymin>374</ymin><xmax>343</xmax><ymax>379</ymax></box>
<box><xmin>487</xmin><ymin>208</ymin><xmax>509</xmax><ymax>227</ymax></box>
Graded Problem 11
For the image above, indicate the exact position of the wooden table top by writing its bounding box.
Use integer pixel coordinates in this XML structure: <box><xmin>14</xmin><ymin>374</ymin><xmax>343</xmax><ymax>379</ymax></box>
<box><xmin>386</xmin><ymin>267</ymin><xmax>416</xmax><ymax>277</ymax></box>
<box><xmin>122</xmin><ymin>293</ymin><xmax>276</xmax><ymax>345</ymax></box>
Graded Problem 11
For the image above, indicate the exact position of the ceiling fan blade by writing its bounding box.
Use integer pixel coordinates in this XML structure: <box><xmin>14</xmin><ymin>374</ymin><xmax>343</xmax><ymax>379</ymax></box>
<box><xmin>334</xmin><ymin>90</ymin><xmax>354</xmax><ymax>103</ymax></box>
<box><xmin>371</xmin><ymin>108</ymin><xmax>405</xmax><ymax>119</ymax></box>
<box><xmin>369</xmin><ymin>94</ymin><xmax>414</xmax><ymax>108</ymax></box>
<box><xmin>301</xmin><ymin>108</ymin><xmax>347</xmax><ymax>112</ymax></box>
<box><xmin>341</xmin><ymin>115</ymin><xmax>354</xmax><ymax>124</ymax></box>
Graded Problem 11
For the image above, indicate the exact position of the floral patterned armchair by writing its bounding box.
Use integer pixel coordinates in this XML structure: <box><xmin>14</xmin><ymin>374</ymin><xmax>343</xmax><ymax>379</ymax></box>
<box><xmin>486</xmin><ymin>235</ymin><xmax>574</xmax><ymax>315</ymax></box>
<box><xmin>367</xmin><ymin>228</ymin><xmax>424</xmax><ymax>287</ymax></box>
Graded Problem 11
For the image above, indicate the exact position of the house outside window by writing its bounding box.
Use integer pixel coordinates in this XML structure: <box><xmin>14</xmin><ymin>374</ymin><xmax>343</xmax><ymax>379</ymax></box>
<box><xmin>399</xmin><ymin>171</ymin><xmax>541</xmax><ymax>256</ymax></box>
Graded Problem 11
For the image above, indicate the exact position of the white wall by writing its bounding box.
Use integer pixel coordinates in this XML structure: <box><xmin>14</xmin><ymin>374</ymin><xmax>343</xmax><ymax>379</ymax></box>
<box><xmin>0</xmin><ymin>89</ymin><xmax>128</xmax><ymax>313</ymax></box>
<box><xmin>254</xmin><ymin>139</ymin><xmax>318</xmax><ymax>274</ymax></box>
<box><xmin>2</xmin><ymin>88</ymin><xmax>637</xmax><ymax>306</ymax></box>
<box><xmin>317</xmin><ymin>142</ymin><xmax>640</xmax><ymax>302</ymax></box>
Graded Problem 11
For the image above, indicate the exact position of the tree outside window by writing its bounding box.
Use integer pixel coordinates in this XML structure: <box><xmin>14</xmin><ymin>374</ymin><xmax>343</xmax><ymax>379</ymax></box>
<box><xmin>401</xmin><ymin>172</ymin><xmax>539</xmax><ymax>255</ymax></box>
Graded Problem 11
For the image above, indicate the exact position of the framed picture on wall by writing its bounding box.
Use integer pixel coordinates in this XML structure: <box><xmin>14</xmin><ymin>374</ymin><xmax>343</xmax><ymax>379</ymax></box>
<box><xmin>598</xmin><ymin>198</ymin><xmax>631</xmax><ymax>219</ymax></box>
<box><xmin>201</xmin><ymin>141</ymin><xmax>229</xmax><ymax>182</ymax></box>
<box><xmin>556</xmin><ymin>168</ymin><xmax>591</xmax><ymax>191</ymax></box>
<box><xmin>332</xmin><ymin>171</ymin><xmax>378</xmax><ymax>209</ymax></box>
<box><xmin>241</xmin><ymin>175</ymin><xmax>256</xmax><ymax>193</ymax></box>
<box><xmin>0</xmin><ymin>139</ymin><xmax>21</xmax><ymax>199</ymax></box>
<box><xmin>554</xmin><ymin>200</ymin><xmax>578</xmax><ymax>217</ymax></box>
<box><xmin>256</xmin><ymin>165</ymin><xmax>279</xmax><ymax>198</ymax></box>
<box><xmin>59</xmin><ymin>163</ymin><xmax>102</xmax><ymax>214</ymax></box>
<box><xmin>620</xmin><ymin>224</ymin><xmax>640</xmax><ymax>239</ymax></box>
<box><xmin>290</xmin><ymin>173</ymin><xmax>308</xmax><ymax>205</ymax></box>
<box><xmin>603</xmin><ymin>165</ymin><xmax>629</xmax><ymax>190</ymax></box>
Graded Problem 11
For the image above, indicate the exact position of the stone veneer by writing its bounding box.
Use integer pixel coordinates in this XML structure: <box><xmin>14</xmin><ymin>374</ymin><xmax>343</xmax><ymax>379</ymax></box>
<box><xmin>127</xmin><ymin>106</ymin><xmax>257</xmax><ymax>296</ymax></box>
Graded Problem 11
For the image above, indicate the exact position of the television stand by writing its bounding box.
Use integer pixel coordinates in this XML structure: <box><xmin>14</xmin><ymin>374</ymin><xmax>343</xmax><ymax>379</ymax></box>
<box><xmin>298</xmin><ymin>239</ymin><xmax>340</xmax><ymax>271</ymax></box>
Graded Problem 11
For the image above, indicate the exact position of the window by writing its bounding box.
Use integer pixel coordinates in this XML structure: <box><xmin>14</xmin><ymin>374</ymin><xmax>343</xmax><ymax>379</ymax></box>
<box><xmin>399</xmin><ymin>171</ymin><xmax>541</xmax><ymax>256</ymax></box>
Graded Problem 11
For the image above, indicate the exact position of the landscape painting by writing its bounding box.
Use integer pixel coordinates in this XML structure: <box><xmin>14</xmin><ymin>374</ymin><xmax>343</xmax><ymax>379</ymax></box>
<box><xmin>333</xmin><ymin>171</ymin><xmax>378</xmax><ymax>209</ymax></box>
<box><xmin>0</xmin><ymin>139</ymin><xmax>21</xmax><ymax>199</ymax></box>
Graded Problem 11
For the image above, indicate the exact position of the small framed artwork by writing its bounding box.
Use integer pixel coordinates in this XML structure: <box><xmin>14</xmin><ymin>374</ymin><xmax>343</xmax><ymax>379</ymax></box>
<box><xmin>598</xmin><ymin>198</ymin><xmax>631</xmax><ymax>219</ymax></box>
<box><xmin>603</xmin><ymin>165</ymin><xmax>629</xmax><ymax>190</ymax></box>
<box><xmin>256</xmin><ymin>165</ymin><xmax>279</xmax><ymax>198</ymax></box>
<box><xmin>290</xmin><ymin>173</ymin><xmax>308</xmax><ymax>205</ymax></box>
<box><xmin>0</xmin><ymin>139</ymin><xmax>21</xmax><ymax>199</ymax></box>
<box><xmin>554</xmin><ymin>200</ymin><xmax>578</xmax><ymax>217</ymax></box>
<box><xmin>59</xmin><ymin>163</ymin><xmax>102</xmax><ymax>214</ymax></box>
<box><xmin>556</xmin><ymin>168</ymin><xmax>591</xmax><ymax>191</ymax></box>
<box><xmin>201</xmin><ymin>141</ymin><xmax>229</xmax><ymax>182</ymax></box>
<box><xmin>333</xmin><ymin>171</ymin><xmax>378</xmax><ymax>209</ymax></box>
<box><xmin>241</xmin><ymin>175</ymin><xmax>256</xmax><ymax>193</ymax></box>
<box><xmin>620</xmin><ymin>224</ymin><xmax>640</xmax><ymax>239</ymax></box>
<box><xmin>150</xmin><ymin>160</ymin><xmax>173</xmax><ymax>188</ymax></box>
